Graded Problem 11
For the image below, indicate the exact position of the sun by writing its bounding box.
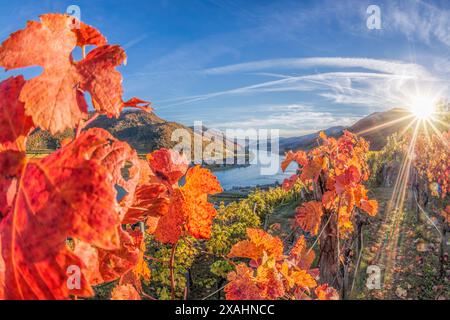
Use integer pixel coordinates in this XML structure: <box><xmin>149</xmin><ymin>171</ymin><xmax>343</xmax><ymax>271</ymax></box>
<box><xmin>407</xmin><ymin>94</ymin><xmax>437</xmax><ymax>120</ymax></box>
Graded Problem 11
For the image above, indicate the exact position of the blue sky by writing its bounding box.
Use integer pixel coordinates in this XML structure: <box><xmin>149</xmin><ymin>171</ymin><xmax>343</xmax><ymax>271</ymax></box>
<box><xmin>1</xmin><ymin>0</ymin><xmax>449</xmax><ymax>136</ymax></box>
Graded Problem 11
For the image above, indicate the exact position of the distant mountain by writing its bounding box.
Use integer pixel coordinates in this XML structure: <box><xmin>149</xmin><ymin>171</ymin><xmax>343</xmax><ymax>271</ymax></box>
<box><xmin>27</xmin><ymin>111</ymin><xmax>237</xmax><ymax>158</ymax></box>
<box><xmin>27</xmin><ymin>108</ymin><xmax>414</xmax><ymax>156</ymax></box>
<box><xmin>348</xmin><ymin>108</ymin><xmax>412</xmax><ymax>150</ymax></box>
<box><xmin>279</xmin><ymin>108</ymin><xmax>413</xmax><ymax>152</ymax></box>
<box><xmin>27</xmin><ymin>111</ymin><xmax>186</xmax><ymax>152</ymax></box>
<box><xmin>279</xmin><ymin>126</ymin><xmax>345</xmax><ymax>153</ymax></box>
<box><xmin>87</xmin><ymin>111</ymin><xmax>191</xmax><ymax>152</ymax></box>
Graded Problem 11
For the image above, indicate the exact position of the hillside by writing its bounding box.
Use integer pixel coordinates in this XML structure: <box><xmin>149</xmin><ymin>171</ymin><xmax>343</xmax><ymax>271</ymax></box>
<box><xmin>279</xmin><ymin>108</ymin><xmax>413</xmax><ymax>152</ymax></box>
<box><xmin>28</xmin><ymin>108</ymin><xmax>413</xmax><ymax>154</ymax></box>
<box><xmin>87</xmin><ymin>111</ymin><xmax>190</xmax><ymax>152</ymax></box>
<box><xmin>279</xmin><ymin>126</ymin><xmax>345</xmax><ymax>153</ymax></box>
<box><xmin>27</xmin><ymin>111</ymin><xmax>188</xmax><ymax>152</ymax></box>
<box><xmin>27</xmin><ymin>110</ymin><xmax>239</xmax><ymax>159</ymax></box>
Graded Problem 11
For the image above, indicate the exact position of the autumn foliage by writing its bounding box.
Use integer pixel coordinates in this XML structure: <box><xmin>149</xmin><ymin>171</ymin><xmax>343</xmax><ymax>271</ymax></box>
<box><xmin>282</xmin><ymin>131</ymin><xmax>378</xmax><ymax>238</ymax></box>
<box><xmin>413</xmin><ymin>130</ymin><xmax>449</xmax><ymax>199</ymax></box>
<box><xmin>281</xmin><ymin>131</ymin><xmax>378</xmax><ymax>290</ymax></box>
<box><xmin>225</xmin><ymin>228</ymin><xmax>338</xmax><ymax>300</ymax></box>
<box><xmin>0</xmin><ymin>13</ymin><xmax>377</xmax><ymax>301</ymax></box>
<box><xmin>0</xmin><ymin>13</ymin><xmax>220</xmax><ymax>300</ymax></box>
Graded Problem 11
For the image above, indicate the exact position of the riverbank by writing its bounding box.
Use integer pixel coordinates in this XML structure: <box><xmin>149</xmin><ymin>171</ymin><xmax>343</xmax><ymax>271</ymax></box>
<box><xmin>210</xmin><ymin>182</ymin><xmax>280</xmax><ymax>204</ymax></box>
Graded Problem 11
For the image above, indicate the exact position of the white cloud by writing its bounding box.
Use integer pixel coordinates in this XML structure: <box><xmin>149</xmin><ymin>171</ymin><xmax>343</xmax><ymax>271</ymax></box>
<box><xmin>204</xmin><ymin>57</ymin><xmax>431</xmax><ymax>77</ymax></box>
<box><xmin>208</xmin><ymin>103</ymin><xmax>359</xmax><ymax>137</ymax></box>
<box><xmin>158</xmin><ymin>56</ymin><xmax>448</xmax><ymax>112</ymax></box>
<box><xmin>387</xmin><ymin>1</ymin><xmax>450</xmax><ymax>47</ymax></box>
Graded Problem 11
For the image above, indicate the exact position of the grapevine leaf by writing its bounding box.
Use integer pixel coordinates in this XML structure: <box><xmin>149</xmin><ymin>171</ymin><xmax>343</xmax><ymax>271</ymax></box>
<box><xmin>146</xmin><ymin>148</ymin><xmax>188</xmax><ymax>187</ymax></box>
<box><xmin>0</xmin><ymin>76</ymin><xmax>34</xmax><ymax>151</ymax></box>
<box><xmin>0</xmin><ymin>128</ymin><xmax>144</xmax><ymax>299</ymax></box>
<box><xmin>96</xmin><ymin>229</ymin><xmax>140</xmax><ymax>283</ymax></box>
<box><xmin>359</xmin><ymin>199</ymin><xmax>378</xmax><ymax>216</ymax></box>
<box><xmin>0</xmin><ymin>151</ymin><xmax>25</xmax><ymax>220</ymax></box>
<box><xmin>281</xmin><ymin>150</ymin><xmax>307</xmax><ymax>172</ymax></box>
<box><xmin>147</xmin><ymin>163</ymin><xmax>221</xmax><ymax>243</ymax></box>
<box><xmin>73</xmin><ymin>240</ymin><xmax>103</xmax><ymax>286</ymax></box>
<box><xmin>315</xmin><ymin>284</ymin><xmax>339</xmax><ymax>300</ymax></box>
<box><xmin>0</xmin><ymin>14</ymin><xmax>86</xmax><ymax>134</ymax></box>
<box><xmin>182</xmin><ymin>165</ymin><xmax>223</xmax><ymax>239</ymax></box>
<box><xmin>77</xmin><ymin>45</ymin><xmax>127</xmax><ymax>117</ymax></box>
<box><xmin>289</xmin><ymin>235</ymin><xmax>315</xmax><ymax>270</ymax></box>
<box><xmin>69</xmin><ymin>128</ymin><xmax>141</xmax><ymax>216</ymax></box>
<box><xmin>153</xmin><ymin>189</ymin><xmax>185</xmax><ymax>244</ymax></box>
<box><xmin>225</xmin><ymin>264</ymin><xmax>264</xmax><ymax>300</ymax></box>
<box><xmin>111</xmin><ymin>284</ymin><xmax>141</xmax><ymax>300</ymax></box>
<box><xmin>123</xmin><ymin>183</ymin><xmax>170</xmax><ymax>225</ymax></box>
<box><xmin>228</xmin><ymin>228</ymin><xmax>283</xmax><ymax>262</ymax></box>
<box><xmin>294</xmin><ymin>201</ymin><xmax>323</xmax><ymax>236</ymax></box>
<box><xmin>123</xmin><ymin>97</ymin><xmax>153</xmax><ymax>113</ymax></box>
<box><xmin>73</xmin><ymin>21</ymin><xmax>107</xmax><ymax>47</ymax></box>
<box><xmin>0</xmin><ymin>14</ymin><xmax>147</xmax><ymax>134</ymax></box>
<box><xmin>256</xmin><ymin>264</ymin><xmax>285</xmax><ymax>299</ymax></box>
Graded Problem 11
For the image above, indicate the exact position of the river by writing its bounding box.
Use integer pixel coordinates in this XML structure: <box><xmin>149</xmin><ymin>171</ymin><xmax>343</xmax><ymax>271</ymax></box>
<box><xmin>212</xmin><ymin>154</ymin><xmax>297</xmax><ymax>190</ymax></box>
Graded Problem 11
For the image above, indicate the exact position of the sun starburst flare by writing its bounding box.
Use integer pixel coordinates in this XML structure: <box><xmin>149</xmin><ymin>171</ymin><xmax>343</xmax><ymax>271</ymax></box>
<box><xmin>407</xmin><ymin>94</ymin><xmax>438</xmax><ymax>120</ymax></box>
<box><xmin>356</xmin><ymin>90</ymin><xmax>448</xmax><ymax>241</ymax></box>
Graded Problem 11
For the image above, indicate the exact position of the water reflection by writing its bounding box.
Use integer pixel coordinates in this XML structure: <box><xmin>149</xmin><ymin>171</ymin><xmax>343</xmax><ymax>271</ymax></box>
<box><xmin>213</xmin><ymin>155</ymin><xmax>297</xmax><ymax>190</ymax></box>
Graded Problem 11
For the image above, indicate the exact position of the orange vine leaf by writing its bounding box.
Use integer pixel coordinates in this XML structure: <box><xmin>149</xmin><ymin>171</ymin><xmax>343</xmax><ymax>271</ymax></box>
<box><xmin>228</xmin><ymin>228</ymin><xmax>283</xmax><ymax>261</ymax></box>
<box><xmin>315</xmin><ymin>284</ymin><xmax>339</xmax><ymax>300</ymax></box>
<box><xmin>0</xmin><ymin>14</ymin><xmax>146</xmax><ymax>134</ymax></box>
<box><xmin>111</xmin><ymin>284</ymin><xmax>141</xmax><ymax>300</ymax></box>
<box><xmin>294</xmin><ymin>201</ymin><xmax>323</xmax><ymax>236</ymax></box>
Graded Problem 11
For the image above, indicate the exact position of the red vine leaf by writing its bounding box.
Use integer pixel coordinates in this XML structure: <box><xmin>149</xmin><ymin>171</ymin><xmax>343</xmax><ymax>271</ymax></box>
<box><xmin>280</xmin><ymin>264</ymin><xmax>317</xmax><ymax>290</ymax></box>
<box><xmin>281</xmin><ymin>150</ymin><xmax>307</xmax><ymax>172</ymax></box>
<box><xmin>72</xmin><ymin>128</ymin><xmax>141</xmax><ymax>216</ymax></box>
<box><xmin>0</xmin><ymin>76</ymin><xmax>34</xmax><ymax>151</ymax></box>
<box><xmin>289</xmin><ymin>236</ymin><xmax>315</xmax><ymax>270</ymax></box>
<box><xmin>0</xmin><ymin>128</ymin><xmax>144</xmax><ymax>299</ymax></box>
<box><xmin>137</xmin><ymin>153</ymin><xmax>222</xmax><ymax>243</ymax></box>
<box><xmin>153</xmin><ymin>189</ymin><xmax>185</xmax><ymax>244</ymax></box>
<box><xmin>77</xmin><ymin>45</ymin><xmax>127</xmax><ymax>117</ymax></box>
<box><xmin>73</xmin><ymin>21</ymin><xmax>107</xmax><ymax>47</ymax></box>
<box><xmin>257</xmin><ymin>265</ymin><xmax>286</xmax><ymax>299</ymax></box>
<box><xmin>123</xmin><ymin>183</ymin><xmax>170</xmax><ymax>225</ymax></box>
<box><xmin>96</xmin><ymin>229</ymin><xmax>140</xmax><ymax>283</ymax></box>
<box><xmin>146</xmin><ymin>148</ymin><xmax>188</xmax><ymax>187</ymax></box>
<box><xmin>225</xmin><ymin>264</ymin><xmax>264</xmax><ymax>300</ymax></box>
<box><xmin>73</xmin><ymin>240</ymin><xmax>104</xmax><ymax>286</ymax></box>
<box><xmin>300</xmin><ymin>156</ymin><xmax>325</xmax><ymax>182</ymax></box>
<box><xmin>123</xmin><ymin>97</ymin><xmax>153</xmax><ymax>113</ymax></box>
<box><xmin>335</xmin><ymin>165</ymin><xmax>361</xmax><ymax>194</ymax></box>
<box><xmin>0</xmin><ymin>151</ymin><xmax>26</xmax><ymax>221</ymax></box>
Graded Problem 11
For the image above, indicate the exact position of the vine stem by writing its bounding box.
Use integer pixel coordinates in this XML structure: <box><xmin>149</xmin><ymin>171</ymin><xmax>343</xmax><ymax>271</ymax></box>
<box><xmin>74</xmin><ymin>46</ymin><xmax>91</xmax><ymax>139</ymax></box>
<box><xmin>142</xmin><ymin>291</ymin><xmax>157</xmax><ymax>300</ymax></box>
<box><xmin>201</xmin><ymin>284</ymin><xmax>226</xmax><ymax>300</ymax></box>
<box><xmin>169</xmin><ymin>241</ymin><xmax>178</xmax><ymax>300</ymax></box>
<box><xmin>350</xmin><ymin>226</ymin><xmax>364</xmax><ymax>294</ymax></box>
<box><xmin>83</xmin><ymin>113</ymin><xmax>100</xmax><ymax>129</ymax></box>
